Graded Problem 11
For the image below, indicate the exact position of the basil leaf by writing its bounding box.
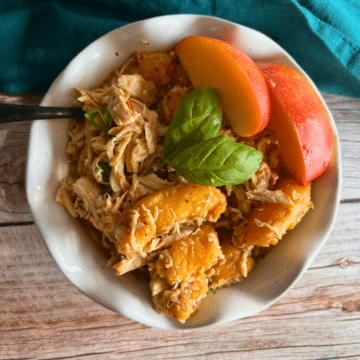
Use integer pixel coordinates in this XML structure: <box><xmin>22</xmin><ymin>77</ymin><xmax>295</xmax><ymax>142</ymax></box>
<box><xmin>85</xmin><ymin>108</ymin><xmax>112</xmax><ymax>140</ymax></box>
<box><xmin>161</xmin><ymin>87</ymin><xmax>262</xmax><ymax>186</ymax></box>
<box><xmin>165</xmin><ymin>135</ymin><xmax>263</xmax><ymax>185</ymax></box>
<box><xmin>163</xmin><ymin>87</ymin><xmax>222</xmax><ymax>158</ymax></box>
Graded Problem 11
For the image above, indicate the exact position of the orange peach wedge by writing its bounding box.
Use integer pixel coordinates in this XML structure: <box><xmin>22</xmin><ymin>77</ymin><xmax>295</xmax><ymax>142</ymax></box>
<box><xmin>174</xmin><ymin>36</ymin><xmax>271</xmax><ymax>137</ymax></box>
<box><xmin>258</xmin><ymin>62</ymin><xmax>334</xmax><ymax>185</ymax></box>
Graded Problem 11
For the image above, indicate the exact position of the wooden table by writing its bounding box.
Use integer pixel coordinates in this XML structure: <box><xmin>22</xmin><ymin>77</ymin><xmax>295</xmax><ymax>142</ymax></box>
<box><xmin>1</xmin><ymin>92</ymin><xmax>359</xmax><ymax>360</ymax></box>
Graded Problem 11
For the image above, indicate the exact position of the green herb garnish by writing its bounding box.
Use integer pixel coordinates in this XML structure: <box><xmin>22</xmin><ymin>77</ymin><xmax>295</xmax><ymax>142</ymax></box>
<box><xmin>163</xmin><ymin>87</ymin><xmax>222</xmax><ymax>158</ymax></box>
<box><xmin>100</xmin><ymin>187</ymin><xmax>112</xmax><ymax>195</ymax></box>
<box><xmin>193</xmin><ymin>219</ymin><xmax>203</xmax><ymax>227</ymax></box>
<box><xmin>98</xmin><ymin>161</ymin><xmax>112</xmax><ymax>181</ymax></box>
<box><xmin>144</xmin><ymin>158</ymin><xmax>166</xmax><ymax>176</ymax></box>
<box><xmin>85</xmin><ymin>108</ymin><xmax>112</xmax><ymax>140</ymax></box>
<box><xmin>162</xmin><ymin>87</ymin><xmax>263</xmax><ymax>186</ymax></box>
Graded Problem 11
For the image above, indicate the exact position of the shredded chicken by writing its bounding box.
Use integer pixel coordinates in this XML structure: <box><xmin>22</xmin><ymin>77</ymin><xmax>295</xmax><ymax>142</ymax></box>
<box><xmin>153</xmin><ymin>224</ymin><xmax>223</xmax><ymax>285</ymax></box>
<box><xmin>207</xmin><ymin>234</ymin><xmax>255</xmax><ymax>290</ymax></box>
<box><xmin>115</xmin><ymin>183</ymin><xmax>226</xmax><ymax>258</ymax></box>
<box><xmin>57</xmin><ymin>50</ymin><xmax>313</xmax><ymax>323</ymax></box>
<box><xmin>152</xmin><ymin>269</ymin><xmax>208</xmax><ymax>323</ymax></box>
<box><xmin>233</xmin><ymin>179</ymin><xmax>313</xmax><ymax>248</ymax></box>
<box><xmin>246</xmin><ymin>189</ymin><xmax>294</xmax><ymax>208</ymax></box>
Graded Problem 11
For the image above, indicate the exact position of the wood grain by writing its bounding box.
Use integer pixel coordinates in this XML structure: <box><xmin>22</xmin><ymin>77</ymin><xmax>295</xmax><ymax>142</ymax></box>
<box><xmin>326</xmin><ymin>94</ymin><xmax>360</xmax><ymax>201</ymax></box>
<box><xmin>0</xmin><ymin>92</ymin><xmax>35</xmax><ymax>224</ymax></box>
<box><xmin>1</xmin><ymin>203</ymin><xmax>359</xmax><ymax>360</ymax></box>
<box><xmin>0</xmin><ymin>92</ymin><xmax>359</xmax><ymax>225</ymax></box>
<box><xmin>0</xmin><ymin>125</ymin><xmax>31</xmax><ymax>223</ymax></box>
<box><xmin>1</xmin><ymin>92</ymin><xmax>360</xmax><ymax>359</ymax></box>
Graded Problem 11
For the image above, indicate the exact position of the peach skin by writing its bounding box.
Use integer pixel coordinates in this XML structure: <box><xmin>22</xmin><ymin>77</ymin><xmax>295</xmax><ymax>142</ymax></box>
<box><xmin>258</xmin><ymin>62</ymin><xmax>334</xmax><ymax>185</ymax></box>
<box><xmin>174</xmin><ymin>36</ymin><xmax>271</xmax><ymax>137</ymax></box>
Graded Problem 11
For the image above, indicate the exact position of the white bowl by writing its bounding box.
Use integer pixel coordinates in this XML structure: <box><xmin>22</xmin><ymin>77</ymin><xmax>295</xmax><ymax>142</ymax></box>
<box><xmin>26</xmin><ymin>14</ymin><xmax>341</xmax><ymax>330</ymax></box>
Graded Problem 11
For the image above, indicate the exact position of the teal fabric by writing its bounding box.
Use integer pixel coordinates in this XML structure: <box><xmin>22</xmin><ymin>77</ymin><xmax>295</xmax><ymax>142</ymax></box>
<box><xmin>1</xmin><ymin>0</ymin><xmax>360</xmax><ymax>98</ymax></box>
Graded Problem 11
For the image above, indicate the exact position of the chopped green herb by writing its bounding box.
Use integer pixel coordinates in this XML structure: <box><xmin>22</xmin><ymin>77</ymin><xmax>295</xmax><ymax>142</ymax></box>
<box><xmin>145</xmin><ymin>166</ymin><xmax>155</xmax><ymax>175</ymax></box>
<box><xmin>84</xmin><ymin>108</ymin><xmax>112</xmax><ymax>140</ymax></box>
<box><xmin>205</xmin><ymin>194</ymin><xmax>210</xmax><ymax>199</ymax></box>
<box><xmin>193</xmin><ymin>219</ymin><xmax>203</xmax><ymax>227</ymax></box>
<box><xmin>144</xmin><ymin>158</ymin><xmax>166</xmax><ymax>175</ymax></box>
<box><xmin>98</xmin><ymin>161</ymin><xmax>112</xmax><ymax>181</ymax></box>
<box><xmin>100</xmin><ymin>187</ymin><xmax>112</xmax><ymax>195</ymax></box>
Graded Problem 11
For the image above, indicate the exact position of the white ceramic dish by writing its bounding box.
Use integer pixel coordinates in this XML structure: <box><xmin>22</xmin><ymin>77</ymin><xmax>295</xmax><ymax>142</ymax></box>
<box><xmin>26</xmin><ymin>14</ymin><xmax>341</xmax><ymax>330</ymax></box>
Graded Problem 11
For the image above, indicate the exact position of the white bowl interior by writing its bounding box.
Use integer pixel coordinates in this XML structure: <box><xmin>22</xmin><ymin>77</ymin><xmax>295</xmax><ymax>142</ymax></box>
<box><xmin>26</xmin><ymin>15</ymin><xmax>341</xmax><ymax>330</ymax></box>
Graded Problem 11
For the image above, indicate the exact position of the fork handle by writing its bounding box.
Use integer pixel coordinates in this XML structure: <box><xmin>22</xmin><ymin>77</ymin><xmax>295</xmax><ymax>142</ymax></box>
<box><xmin>0</xmin><ymin>103</ymin><xmax>84</xmax><ymax>124</ymax></box>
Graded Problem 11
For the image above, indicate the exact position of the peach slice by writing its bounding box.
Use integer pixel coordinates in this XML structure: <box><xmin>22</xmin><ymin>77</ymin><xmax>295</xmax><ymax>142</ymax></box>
<box><xmin>258</xmin><ymin>62</ymin><xmax>334</xmax><ymax>185</ymax></box>
<box><xmin>173</xmin><ymin>36</ymin><xmax>270</xmax><ymax>137</ymax></box>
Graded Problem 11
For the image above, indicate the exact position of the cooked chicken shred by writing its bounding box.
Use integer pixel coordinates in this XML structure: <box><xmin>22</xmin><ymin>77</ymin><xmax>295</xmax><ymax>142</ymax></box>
<box><xmin>57</xmin><ymin>50</ymin><xmax>313</xmax><ymax>323</ymax></box>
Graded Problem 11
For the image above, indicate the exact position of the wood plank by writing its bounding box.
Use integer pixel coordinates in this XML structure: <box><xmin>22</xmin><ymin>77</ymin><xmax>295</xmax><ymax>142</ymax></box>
<box><xmin>0</xmin><ymin>92</ymin><xmax>39</xmax><ymax>224</ymax></box>
<box><xmin>1</xmin><ymin>202</ymin><xmax>359</xmax><ymax>359</ymax></box>
<box><xmin>0</xmin><ymin>92</ymin><xmax>359</xmax><ymax>224</ymax></box>
<box><xmin>323</xmin><ymin>93</ymin><xmax>360</xmax><ymax>201</ymax></box>
<box><xmin>0</xmin><ymin>123</ymin><xmax>32</xmax><ymax>223</ymax></box>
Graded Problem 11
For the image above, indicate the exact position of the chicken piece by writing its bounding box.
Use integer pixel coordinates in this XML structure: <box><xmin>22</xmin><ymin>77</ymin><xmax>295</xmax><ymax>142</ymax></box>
<box><xmin>71</xmin><ymin>177</ymin><xmax>122</xmax><ymax>232</ymax></box>
<box><xmin>171</xmin><ymin>62</ymin><xmax>192</xmax><ymax>87</ymax></box>
<box><xmin>114</xmin><ymin>228</ymin><xmax>195</xmax><ymax>275</ymax></box>
<box><xmin>155</xmin><ymin>224</ymin><xmax>223</xmax><ymax>285</ymax></box>
<box><xmin>117</xmin><ymin>74</ymin><xmax>157</xmax><ymax>107</ymax></box>
<box><xmin>72</xmin><ymin>177</ymin><xmax>102</xmax><ymax>207</ymax></box>
<box><xmin>136</xmin><ymin>51</ymin><xmax>175</xmax><ymax>87</ymax></box>
<box><xmin>245</xmin><ymin>161</ymin><xmax>277</xmax><ymax>191</ymax></box>
<box><xmin>161</xmin><ymin>85</ymin><xmax>191</xmax><ymax>124</ymax></box>
<box><xmin>252</xmin><ymin>245</ymin><xmax>273</xmax><ymax>261</ymax></box>
<box><xmin>113</xmin><ymin>251</ymin><xmax>158</xmax><ymax>276</ymax></box>
<box><xmin>207</xmin><ymin>235</ymin><xmax>255</xmax><ymax>290</ymax></box>
<box><xmin>116</xmin><ymin>183</ymin><xmax>227</xmax><ymax>258</ymax></box>
<box><xmin>152</xmin><ymin>269</ymin><xmax>208</xmax><ymax>323</ymax></box>
<box><xmin>71</xmin><ymin>177</ymin><xmax>103</xmax><ymax>224</ymax></box>
<box><xmin>162</xmin><ymin>90</ymin><xmax>185</xmax><ymax>123</ymax></box>
<box><xmin>56</xmin><ymin>178</ymin><xmax>78</xmax><ymax>218</ymax></box>
<box><xmin>233</xmin><ymin>179</ymin><xmax>312</xmax><ymax>248</ymax></box>
<box><xmin>149</xmin><ymin>266</ymin><xmax>171</xmax><ymax>296</ymax></box>
<box><xmin>245</xmin><ymin>188</ymin><xmax>294</xmax><ymax>208</ymax></box>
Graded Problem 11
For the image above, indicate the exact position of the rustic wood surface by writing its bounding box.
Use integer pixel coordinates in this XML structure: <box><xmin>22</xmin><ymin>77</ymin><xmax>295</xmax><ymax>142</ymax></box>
<box><xmin>0</xmin><ymin>92</ymin><xmax>359</xmax><ymax>360</ymax></box>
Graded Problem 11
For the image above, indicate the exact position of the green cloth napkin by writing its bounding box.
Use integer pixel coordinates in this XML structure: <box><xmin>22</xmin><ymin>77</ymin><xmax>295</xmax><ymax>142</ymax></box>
<box><xmin>1</xmin><ymin>0</ymin><xmax>360</xmax><ymax>98</ymax></box>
